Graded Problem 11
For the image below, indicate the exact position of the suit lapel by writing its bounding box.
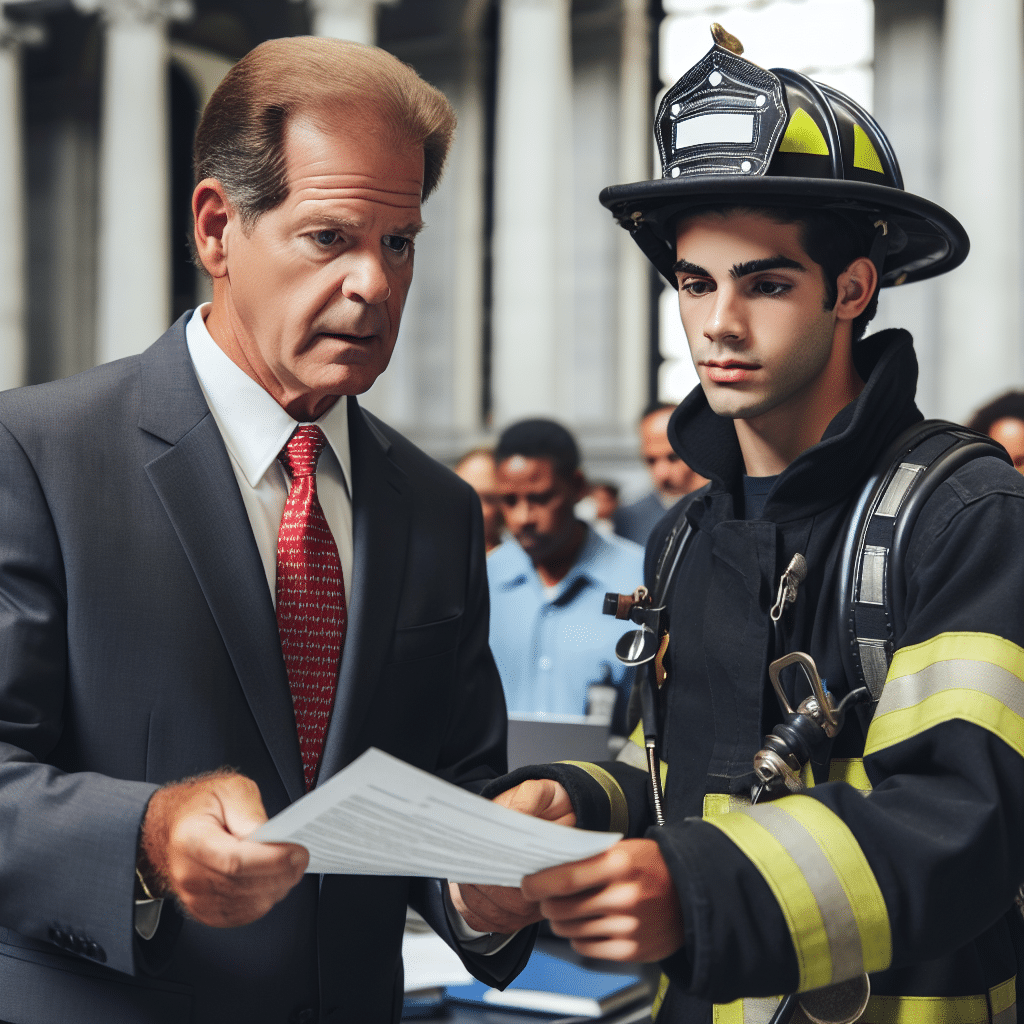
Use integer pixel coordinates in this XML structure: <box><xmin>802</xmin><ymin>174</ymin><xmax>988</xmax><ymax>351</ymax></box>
<box><xmin>317</xmin><ymin>400</ymin><xmax>411</xmax><ymax>783</ymax></box>
<box><xmin>138</xmin><ymin>321</ymin><xmax>305</xmax><ymax>803</ymax></box>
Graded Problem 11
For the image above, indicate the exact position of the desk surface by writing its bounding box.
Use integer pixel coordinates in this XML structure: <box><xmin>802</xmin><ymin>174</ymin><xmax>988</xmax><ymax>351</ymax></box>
<box><xmin>405</xmin><ymin>938</ymin><xmax>657</xmax><ymax>1024</ymax></box>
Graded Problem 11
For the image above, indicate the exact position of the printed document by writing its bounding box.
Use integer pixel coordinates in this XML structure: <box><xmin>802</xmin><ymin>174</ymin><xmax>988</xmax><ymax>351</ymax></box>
<box><xmin>250</xmin><ymin>747</ymin><xmax>621</xmax><ymax>885</ymax></box>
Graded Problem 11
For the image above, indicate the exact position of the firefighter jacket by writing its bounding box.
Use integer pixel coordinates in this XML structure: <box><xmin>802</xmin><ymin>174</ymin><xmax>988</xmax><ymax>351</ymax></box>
<box><xmin>492</xmin><ymin>329</ymin><xmax>1024</xmax><ymax>1024</ymax></box>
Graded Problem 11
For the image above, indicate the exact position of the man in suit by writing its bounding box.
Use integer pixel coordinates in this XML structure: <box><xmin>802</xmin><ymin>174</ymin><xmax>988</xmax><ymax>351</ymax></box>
<box><xmin>0</xmin><ymin>37</ymin><xmax>527</xmax><ymax>1024</ymax></box>
<box><xmin>613</xmin><ymin>403</ymin><xmax>708</xmax><ymax>546</ymax></box>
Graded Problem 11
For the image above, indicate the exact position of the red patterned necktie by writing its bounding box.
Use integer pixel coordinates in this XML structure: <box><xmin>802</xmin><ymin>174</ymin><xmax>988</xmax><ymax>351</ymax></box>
<box><xmin>276</xmin><ymin>425</ymin><xmax>347</xmax><ymax>791</ymax></box>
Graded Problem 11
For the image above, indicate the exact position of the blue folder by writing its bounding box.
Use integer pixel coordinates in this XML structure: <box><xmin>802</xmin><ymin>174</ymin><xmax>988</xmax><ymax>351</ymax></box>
<box><xmin>446</xmin><ymin>948</ymin><xmax>651</xmax><ymax>1018</ymax></box>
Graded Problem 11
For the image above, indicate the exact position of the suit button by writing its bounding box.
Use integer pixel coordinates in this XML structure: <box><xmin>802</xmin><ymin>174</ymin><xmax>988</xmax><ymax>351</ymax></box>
<box><xmin>48</xmin><ymin>927</ymin><xmax>67</xmax><ymax>947</ymax></box>
<box><xmin>289</xmin><ymin>1008</ymin><xmax>316</xmax><ymax>1024</ymax></box>
<box><xmin>90</xmin><ymin>942</ymin><xmax>107</xmax><ymax>963</ymax></box>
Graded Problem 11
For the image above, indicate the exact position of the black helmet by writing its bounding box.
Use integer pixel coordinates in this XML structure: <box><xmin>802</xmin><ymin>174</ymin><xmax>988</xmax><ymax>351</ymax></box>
<box><xmin>601</xmin><ymin>26</ymin><xmax>968</xmax><ymax>287</ymax></box>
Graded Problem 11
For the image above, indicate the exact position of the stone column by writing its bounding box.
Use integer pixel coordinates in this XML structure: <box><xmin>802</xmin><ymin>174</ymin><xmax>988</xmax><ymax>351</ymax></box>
<box><xmin>304</xmin><ymin>0</ymin><xmax>398</xmax><ymax>44</ymax></box>
<box><xmin>939</xmin><ymin>0</ymin><xmax>1024</xmax><ymax>421</ymax></box>
<box><xmin>492</xmin><ymin>0</ymin><xmax>574</xmax><ymax>424</ymax></box>
<box><xmin>75</xmin><ymin>0</ymin><xmax>191</xmax><ymax>365</ymax></box>
<box><xmin>0</xmin><ymin>13</ymin><xmax>42</xmax><ymax>389</ymax></box>
<box><xmin>447</xmin><ymin>0</ymin><xmax>488</xmax><ymax>434</ymax></box>
<box><xmin>616</xmin><ymin>0</ymin><xmax>652</xmax><ymax>425</ymax></box>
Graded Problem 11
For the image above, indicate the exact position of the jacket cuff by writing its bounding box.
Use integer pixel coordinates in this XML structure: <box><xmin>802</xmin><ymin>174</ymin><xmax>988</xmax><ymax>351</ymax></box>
<box><xmin>481</xmin><ymin>761</ymin><xmax>649</xmax><ymax>836</ymax></box>
<box><xmin>651</xmin><ymin>818</ymin><xmax>799</xmax><ymax>1002</ymax></box>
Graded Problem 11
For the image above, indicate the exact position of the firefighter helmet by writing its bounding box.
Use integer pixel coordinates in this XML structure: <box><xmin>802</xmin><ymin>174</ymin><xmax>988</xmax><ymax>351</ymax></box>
<box><xmin>601</xmin><ymin>26</ymin><xmax>968</xmax><ymax>286</ymax></box>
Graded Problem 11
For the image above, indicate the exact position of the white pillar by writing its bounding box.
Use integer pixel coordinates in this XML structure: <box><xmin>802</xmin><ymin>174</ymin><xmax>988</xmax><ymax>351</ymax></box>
<box><xmin>616</xmin><ymin>0</ymin><xmax>652</xmax><ymax>426</ymax></box>
<box><xmin>305</xmin><ymin>0</ymin><xmax>398</xmax><ymax>44</ymax></box>
<box><xmin>80</xmin><ymin>0</ymin><xmax>191</xmax><ymax>365</ymax></box>
<box><xmin>451</xmin><ymin>0</ymin><xmax>488</xmax><ymax>433</ymax></box>
<box><xmin>0</xmin><ymin>14</ymin><xmax>42</xmax><ymax>389</ymax></box>
<box><xmin>939</xmin><ymin>0</ymin><xmax>1024</xmax><ymax>421</ymax></box>
<box><xmin>492</xmin><ymin>0</ymin><xmax>574</xmax><ymax>424</ymax></box>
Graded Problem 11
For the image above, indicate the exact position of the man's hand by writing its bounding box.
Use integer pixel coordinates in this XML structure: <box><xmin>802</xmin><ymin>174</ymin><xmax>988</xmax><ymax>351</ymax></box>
<box><xmin>449</xmin><ymin>779</ymin><xmax>576</xmax><ymax>934</ymax></box>
<box><xmin>521</xmin><ymin>839</ymin><xmax>684</xmax><ymax>962</ymax></box>
<box><xmin>140</xmin><ymin>770</ymin><xmax>309</xmax><ymax>928</ymax></box>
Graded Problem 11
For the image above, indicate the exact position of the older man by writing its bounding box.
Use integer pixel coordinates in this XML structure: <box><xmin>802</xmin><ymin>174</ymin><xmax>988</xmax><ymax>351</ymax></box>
<box><xmin>613</xmin><ymin>402</ymin><xmax>708</xmax><ymax>546</ymax></box>
<box><xmin>0</xmin><ymin>37</ymin><xmax>526</xmax><ymax>1024</ymax></box>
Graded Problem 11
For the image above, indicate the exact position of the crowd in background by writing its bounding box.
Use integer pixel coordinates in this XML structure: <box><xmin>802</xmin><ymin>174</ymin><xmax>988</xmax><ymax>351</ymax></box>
<box><xmin>463</xmin><ymin>388</ymin><xmax>1024</xmax><ymax>730</ymax></box>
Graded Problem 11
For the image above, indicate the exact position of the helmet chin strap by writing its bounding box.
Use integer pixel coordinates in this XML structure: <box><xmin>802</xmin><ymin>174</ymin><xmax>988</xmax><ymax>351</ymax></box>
<box><xmin>869</xmin><ymin>219</ymin><xmax>889</xmax><ymax>284</ymax></box>
<box><xmin>852</xmin><ymin>219</ymin><xmax>889</xmax><ymax>344</ymax></box>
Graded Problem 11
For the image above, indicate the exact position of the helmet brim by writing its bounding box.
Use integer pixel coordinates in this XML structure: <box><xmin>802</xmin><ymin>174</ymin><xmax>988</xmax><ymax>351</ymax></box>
<box><xmin>600</xmin><ymin>175</ymin><xmax>969</xmax><ymax>287</ymax></box>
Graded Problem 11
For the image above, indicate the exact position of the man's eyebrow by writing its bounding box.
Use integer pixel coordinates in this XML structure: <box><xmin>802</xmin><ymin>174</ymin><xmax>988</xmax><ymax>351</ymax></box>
<box><xmin>296</xmin><ymin>215</ymin><xmax>426</xmax><ymax>237</ymax></box>
<box><xmin>394</xmin><ymin>221</ymin><xmax>425</xmax><ymax>238</ymax></box>
<box><xmin>672</xmin><ymin>259</ymin><xmax>710</xmax><ymax>277</ymax></box>
<box><xmin>730</xmin><ymin>256</ymin><xmax>806</xmax><ymax>279</ymax></box>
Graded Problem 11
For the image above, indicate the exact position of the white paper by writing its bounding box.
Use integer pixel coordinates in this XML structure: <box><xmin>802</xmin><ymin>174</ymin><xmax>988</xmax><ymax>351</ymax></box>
<box><xmin>250</xmin><ymin>747</ymin><xmax>621</xmax><ymax>885</ymax></box>
<box><xmin>402</xmin><ymin>931</ymin><xmax>473</xmax><ymax>992</ymax></box>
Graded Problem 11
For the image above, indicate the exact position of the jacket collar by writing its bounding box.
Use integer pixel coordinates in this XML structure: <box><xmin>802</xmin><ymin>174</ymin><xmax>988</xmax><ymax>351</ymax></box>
<box><xmin>668</xmin><ymin>328</ymin><xmax>923</xmax><ymax>523</ymax></box>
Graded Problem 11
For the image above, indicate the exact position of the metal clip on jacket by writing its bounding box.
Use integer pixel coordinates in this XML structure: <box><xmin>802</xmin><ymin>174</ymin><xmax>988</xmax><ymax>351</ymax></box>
<box><xmin>603</xmin><ymin>587</ymin><xmax>668</xmax><ymax>826</ymax></box>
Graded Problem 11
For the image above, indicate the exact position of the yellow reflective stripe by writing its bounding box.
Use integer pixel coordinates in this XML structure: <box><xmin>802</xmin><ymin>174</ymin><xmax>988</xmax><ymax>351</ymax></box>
<box><xmin>828</xmin><ymin>758</ymin><xmax>873</xmax><ymax>792</ymax></box>
<box><xmin>703</xmin><ymin>792</ymin><xmax>751</xmax><ymax>819</ymax></box>
<box><xmin>855</xmin><ymin>977</ymin><xmax>1016</xmax><ymax>1024</ymax></box>
<box><xmin>713</xmin><ymin>998</ymin><xmax>745</xmax><ymax>1024</ymax></box>
<box><xmin>708</xmin><ymin>795</ymin><xmax>891</xmax><ymax>991</ymax></box>
<box><xmin>556</xmin><ymin>761</ymin><xmax>628</xmax><ymax>834</ymax></box>
<box><xmin>991</xmin><ymin>978</ymin><xmax>1016</xmax><ymax>1016</ymax></box>
<box><xmin>866</xmin><ymin>632</ymin><xmax>1024</xmax><ymax>759</ymax></box>
<box><xmin>652</xmin><ymin>972</ymin><xmax>670</xmax><ymax>1019</ymax></box>
<box><xmin>862</xmin><ymin>992</ymin><xmax>988</xmax><ymax>1024</ymax></box>
<box><xmin>713</xmin><ymin>996</ymin><xmax>783</xmax><ymax>1024</ymax></box>
<box><xmin>622</xmin><ymin>720</ymin><xmax>668</xmax><ymax>786</ymax></box>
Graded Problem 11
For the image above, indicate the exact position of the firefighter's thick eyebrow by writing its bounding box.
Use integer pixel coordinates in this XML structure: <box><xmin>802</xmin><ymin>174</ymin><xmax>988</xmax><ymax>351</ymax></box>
<box><xmin>731</xmin><ymin>256</ymin><xmax>806</xmax><ymax>279</ymax></box>
<box><xmin>672</xmin><ymin>259</ymin><xmax>710</xmax><ymax>277</ymax></box>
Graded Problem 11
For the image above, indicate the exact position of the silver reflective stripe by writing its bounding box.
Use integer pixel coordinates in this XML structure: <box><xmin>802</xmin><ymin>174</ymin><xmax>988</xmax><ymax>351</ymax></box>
<box><xmin>878</xmin><ymin>658</ymin><xmax>1024</xmax><ymax>720</ymax></box>
<box><xmin>616</xmin><ymin>741</ymin><xmax>647</xmax><ymax>771</ymax></box>
<box><xmin>744</xmin><ymin>996</ymin><xmax>783</xmax><ymax>1024</ymax></box>
<box><xmin>858</xmin><ymin>546</ymin><xmax>887</xmax><ymax>606</ymax></box>
<box><xmin>858</xmin><ymin>641</ymin><xmax>890</xmax><ymax>700</ymax></box>
<box><xmin>875</xmin><ymin>463</ymin><xmax>924</xmax><ymax>517</ymax></box>
<box><xmin>993</xmin><ymin>1001</ymin><xmax>1016</xmax><ymax>1024</ymax></box>
<box><xmin>740</xmin><ymin>803</ymin><xmax>864</xmax><ymax>982</ymax></box>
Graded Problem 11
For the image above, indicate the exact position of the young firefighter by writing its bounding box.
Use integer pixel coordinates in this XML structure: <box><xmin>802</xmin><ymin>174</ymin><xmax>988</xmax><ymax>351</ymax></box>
<box><xmin>450</xmin><ymin>28</ymin><xmax>1024</xmax><ymax>1024</ymax></box>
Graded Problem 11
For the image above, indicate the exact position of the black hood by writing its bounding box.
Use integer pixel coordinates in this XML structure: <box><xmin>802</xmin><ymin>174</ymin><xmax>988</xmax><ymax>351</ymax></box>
<box><xmin>667</xmin><ymin>327</ymin><xmax>923</xmax><ymax>522</ymax></box>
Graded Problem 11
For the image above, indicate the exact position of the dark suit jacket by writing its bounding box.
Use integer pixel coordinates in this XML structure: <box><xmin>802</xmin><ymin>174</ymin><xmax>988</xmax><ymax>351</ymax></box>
<box><xmin>0</xmin><ymin>315</ymin><xmax>529</xmax><ymax>1023</ymax></box>
<box><xmin>613</xmin><ymin>491</ymin><xmax>680</xmax><ymax>547</ymax></box>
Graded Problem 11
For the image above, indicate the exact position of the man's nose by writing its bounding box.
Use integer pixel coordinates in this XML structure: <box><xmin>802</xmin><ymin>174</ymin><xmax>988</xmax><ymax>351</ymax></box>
<box><xmin>341</xmin><ymin>250</ymin><xmax>392</xmax><ymax>305</ymax></box>
<box><xmin>703</xmin><ymin>287</ymin><xmax>744</xmax><ymax>344</ymax></box>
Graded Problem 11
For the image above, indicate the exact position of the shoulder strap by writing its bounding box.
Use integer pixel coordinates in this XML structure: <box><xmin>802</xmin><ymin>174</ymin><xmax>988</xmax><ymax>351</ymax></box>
<box><xmin>650</xmin><ymin>493</ymin><xmax>699</xmax><ymax>607</ymax></box>
<box><xmin>836</xmin><ymin>419</ymin><xmax>1009</xmax><ymax>703</ymax></box>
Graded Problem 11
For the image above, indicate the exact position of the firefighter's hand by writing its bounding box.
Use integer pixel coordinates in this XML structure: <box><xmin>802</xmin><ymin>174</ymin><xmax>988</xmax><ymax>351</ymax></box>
<box><xmin>521</xmin><ymin>839</ymin><xmax>684</xmax><ymax>962</ymax></box>
<box><xmin>140</xmin><ymin>771</ymin><xmax>309</xmax><ymax>928</ymax></box>
<box><xmin>449</xmin><ymin>780</ymin><xmax>576</xmax><ymax>933</ymax></box>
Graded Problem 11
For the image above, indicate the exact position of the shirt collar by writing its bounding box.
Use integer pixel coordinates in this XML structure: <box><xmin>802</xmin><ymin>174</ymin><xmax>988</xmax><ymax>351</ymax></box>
<box><xmin>185</xmin><ymin>305</ymin><xmax>352</xmax><ymax>494</ymax></box>
<box><xmin>493</xmin><ymin>525</ymin><xmax>603</xmax><ymax>597</ymax></box>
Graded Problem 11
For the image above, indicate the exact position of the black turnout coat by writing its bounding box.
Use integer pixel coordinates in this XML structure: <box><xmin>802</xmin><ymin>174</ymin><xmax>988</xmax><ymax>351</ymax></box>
<box><xmin>494</xmin><ymin>330</ymin><xmax>1024</xmax><ymax>1024</ymax></box>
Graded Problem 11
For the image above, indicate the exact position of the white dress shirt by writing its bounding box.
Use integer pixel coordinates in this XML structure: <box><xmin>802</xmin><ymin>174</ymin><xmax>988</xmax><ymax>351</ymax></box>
<box><xmin>185</xmin><ymin>305</ymin><xmax>353</xmax><ymax>605</ymax></box>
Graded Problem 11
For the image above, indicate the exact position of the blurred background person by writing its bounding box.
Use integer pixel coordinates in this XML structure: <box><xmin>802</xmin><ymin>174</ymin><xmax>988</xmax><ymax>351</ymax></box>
<box><xmin>575</xmin><ymin>480</ymin><xmax>620</xmax><ymax>536</ymax></box>
<box><xmin>614</xmin><ymin>402</ymin><xmax>708</xmax><ymax>546</ymax></box>
<box><xmin>967</xmin><ymin>391</ymin><xmax>1024</xmax><ymax>472</ymax></box>
<box><xmin>454</xmin><ymin>447</ymin><xmax>504</xmax><ymax>553</ymax></box>
<box><xmin>487</xmin><ymin>418</ymin><xmax>642</xmax><ymax>722</ymax></box>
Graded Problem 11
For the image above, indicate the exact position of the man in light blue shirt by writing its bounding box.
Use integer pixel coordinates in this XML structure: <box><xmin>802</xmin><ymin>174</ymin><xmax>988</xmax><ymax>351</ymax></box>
<box><xmin>487</xmin><ymin>419</ymin><xmax>644</xmax><ymax>720</ymax></box>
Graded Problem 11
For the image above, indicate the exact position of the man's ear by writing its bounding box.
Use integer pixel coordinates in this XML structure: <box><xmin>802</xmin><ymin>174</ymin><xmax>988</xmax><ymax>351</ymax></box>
<box><xmin>835</xmin><ymin>256</ymin><xmax>878</xmax><ymax>322</ymax></box>
<box><xmin>192</xmin><ymin>178</ymin><xmax>234</xmax><ymax>279</ymax></box>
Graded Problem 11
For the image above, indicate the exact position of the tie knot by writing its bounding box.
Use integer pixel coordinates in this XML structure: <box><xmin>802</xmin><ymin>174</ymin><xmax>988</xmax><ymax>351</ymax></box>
<box><xmin>282</xmin><ymin>425</ymin><xmax>328</xmax><ymax>479</ymax></box>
